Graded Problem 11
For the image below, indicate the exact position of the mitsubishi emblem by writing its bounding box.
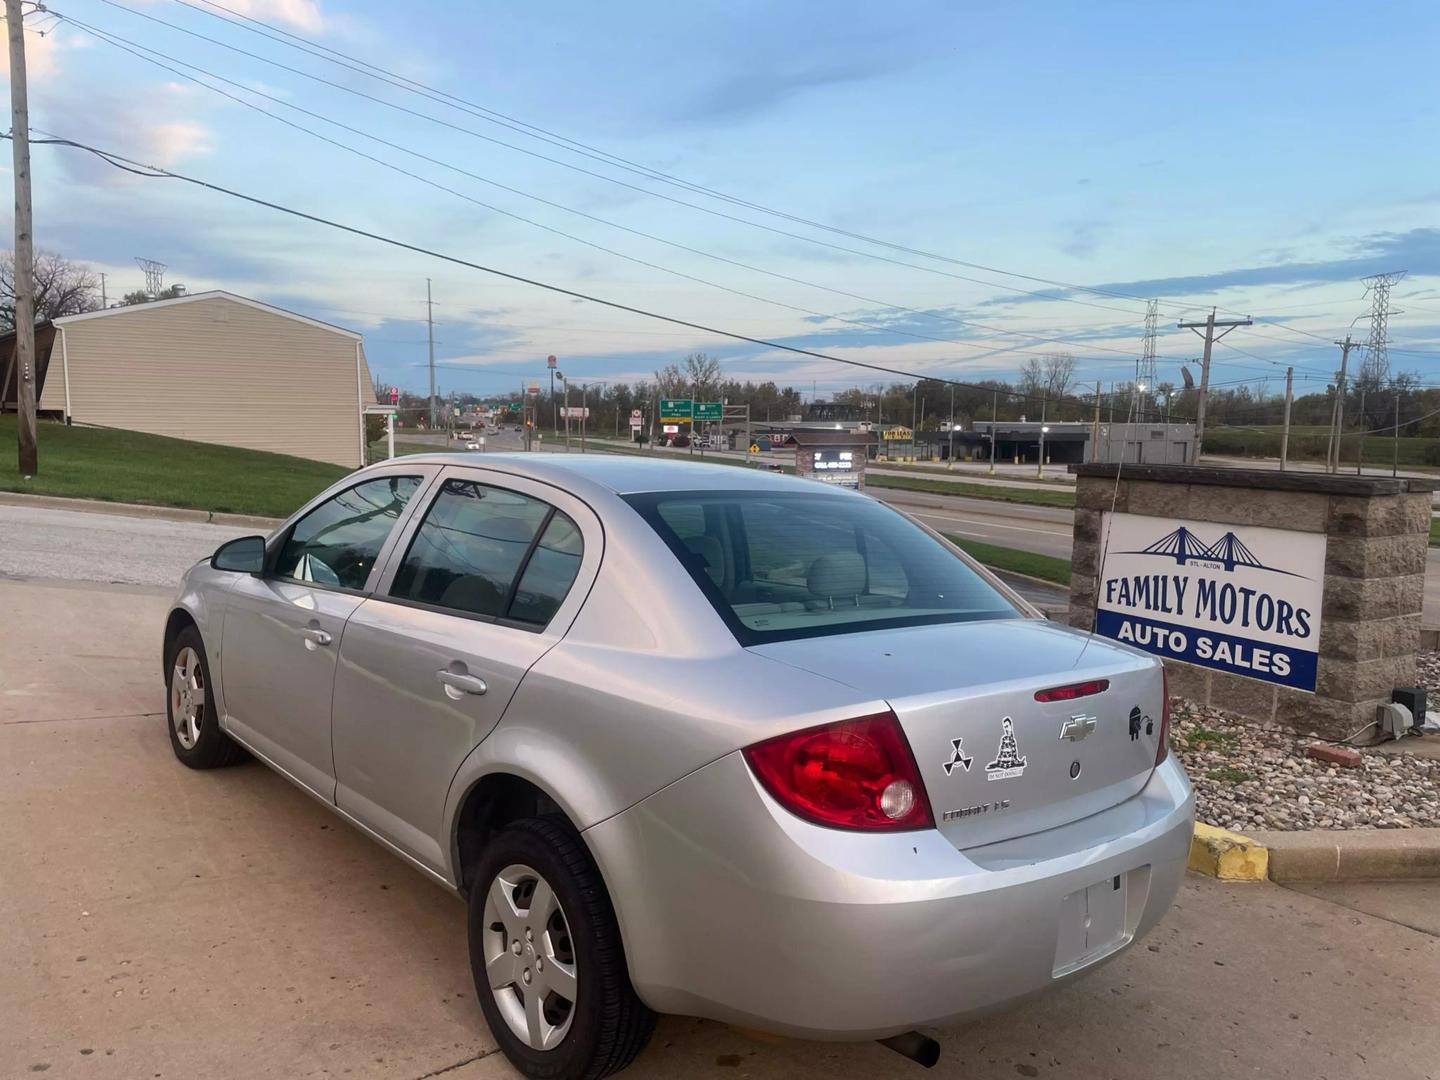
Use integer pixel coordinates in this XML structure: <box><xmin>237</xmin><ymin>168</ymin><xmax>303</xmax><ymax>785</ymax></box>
<box><xmin>942</xmin><ymin>738</ymin><xmax>973</xmax><ymax>776</ymax></box>
<box><xmin>1060</xmin><ymin>714</ymin><xmax>1098</xmax><ymax>742</ymax></box>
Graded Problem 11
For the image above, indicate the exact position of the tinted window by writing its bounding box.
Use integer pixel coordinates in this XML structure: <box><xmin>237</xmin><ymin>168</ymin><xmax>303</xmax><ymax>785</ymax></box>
<box><xmin>391</xmin><ymin>479</ymin><xmax>582</xmax><ymax>626</ymax></box>
<box><xmin>627</xmin><ymin>490</ymin><xmax>1018</xmax><ymax>644</ymax></box>
<box><xmin>509</xmin><ymin>512</ymin><xmax>584</xmax><ymax>625</ymax></box>
<box><xmin>275</xmin><ymin>475</ymin><xmax>422</xmax><ymax>590</ymax></box>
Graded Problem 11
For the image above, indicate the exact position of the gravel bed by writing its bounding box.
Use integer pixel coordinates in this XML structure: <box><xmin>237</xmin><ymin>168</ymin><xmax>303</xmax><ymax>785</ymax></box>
<box><xmin>1172</xmin><ymin>697</ymin><xmax>1439</xmax><ymax>832</ymax></box>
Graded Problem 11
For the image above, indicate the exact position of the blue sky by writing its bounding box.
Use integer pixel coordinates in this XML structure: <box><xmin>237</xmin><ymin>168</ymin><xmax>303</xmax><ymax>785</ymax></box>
<box><xmin>14</xmin><ymin>0</ymin><xmax>1440</xmax><ymax>401</ymax></box>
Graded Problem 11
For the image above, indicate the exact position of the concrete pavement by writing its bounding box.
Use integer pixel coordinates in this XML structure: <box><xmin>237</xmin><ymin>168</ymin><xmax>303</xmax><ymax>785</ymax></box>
<box><xmin>3</xmin><ymin>576</ymin><xmax>1439</xmax><ymax>1080</ymax></box>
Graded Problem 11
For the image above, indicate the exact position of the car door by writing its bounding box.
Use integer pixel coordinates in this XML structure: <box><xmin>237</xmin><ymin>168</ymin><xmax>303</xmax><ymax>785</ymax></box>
<box><xmin>331</xmin><ymin>467</ymin><xmax>602</xmax><ymax>874</ymax></box>
<box><xmin>221</xmin><ymin>469</ymin><xmax>433</xmax><ymax>798</ymax></box>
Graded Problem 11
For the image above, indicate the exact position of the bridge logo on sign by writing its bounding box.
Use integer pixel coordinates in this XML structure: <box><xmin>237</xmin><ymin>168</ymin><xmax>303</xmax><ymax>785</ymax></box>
<box><xmin>1123</xmin><ymin>526</ymin><xmax>1308</xmax><ymax>578</ymax></box>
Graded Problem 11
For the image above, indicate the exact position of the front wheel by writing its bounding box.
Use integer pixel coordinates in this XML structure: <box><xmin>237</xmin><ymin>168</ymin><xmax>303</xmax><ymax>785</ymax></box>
<box><xmin>469</xmin><ymin>816</ymin><xmax>655</xmax><ymax>1080</ymax></box>
<box><xmin>165</xmin><ymin>626</ymin><xmax>246</xmax><ymax>769</ymax></box>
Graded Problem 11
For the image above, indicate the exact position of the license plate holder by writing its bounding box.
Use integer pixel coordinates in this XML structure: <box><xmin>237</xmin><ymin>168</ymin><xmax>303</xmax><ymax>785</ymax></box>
<box><xmin>1052</xmin><ymin>870</ymin><xmax>1135</xmax><ymax>977</ymax></box>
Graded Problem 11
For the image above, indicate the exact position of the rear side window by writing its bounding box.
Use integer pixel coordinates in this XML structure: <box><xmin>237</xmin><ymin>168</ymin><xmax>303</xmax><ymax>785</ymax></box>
<box><xmin>275</xmin><ymin>475</ymin><xmax>422</xmax><ymax>591</ymax></box>
<box><xmin>390</xmin><ymin>479</ymin><xmax>584</xmax><ymax>627</ymax></box>
<box><xmin>626</xmin><ymin>489</ymin><xmax>1018</xmax><ymax>645</ymax></box>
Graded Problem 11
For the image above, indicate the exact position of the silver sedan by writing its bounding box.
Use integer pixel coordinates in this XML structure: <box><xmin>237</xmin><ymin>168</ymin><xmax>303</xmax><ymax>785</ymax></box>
<box><xmin>162</xmin><ymin>453</ymin><xmax>1194</xmax><ymax>1078</ymax></box>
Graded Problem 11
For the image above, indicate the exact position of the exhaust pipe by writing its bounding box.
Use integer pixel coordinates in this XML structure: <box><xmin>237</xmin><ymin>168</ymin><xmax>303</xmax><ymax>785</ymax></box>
<box><xmin>878</xmin><ymin>1031</ymin><xmax>940</xmax><ymax>1068</ymax></box>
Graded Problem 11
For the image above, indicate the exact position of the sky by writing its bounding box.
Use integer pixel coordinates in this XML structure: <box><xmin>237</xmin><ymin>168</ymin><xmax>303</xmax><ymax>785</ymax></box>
<box><xmin>11</xmin><ymin>0</ymin><xmax>1440</xmax><ymax>405</ymax></box>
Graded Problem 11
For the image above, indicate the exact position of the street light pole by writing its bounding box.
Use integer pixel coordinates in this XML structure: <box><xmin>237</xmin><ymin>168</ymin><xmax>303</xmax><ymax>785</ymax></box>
<box><xmin>1036</xmin><ymin>396</ymin><xmax>1048</xmax><ymax>479</ymax></box>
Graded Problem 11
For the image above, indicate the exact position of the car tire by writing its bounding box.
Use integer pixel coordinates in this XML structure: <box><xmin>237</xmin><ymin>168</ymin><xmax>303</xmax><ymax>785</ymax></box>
<box><xmin>165</xmin><ymin>626</ymin><xmax>246</xmax><ymax>769</ymax></box>
<box><xmin>468</xmin><ymin>815</ymin><xmax>655</xmax><ymax>1080</ymax></box>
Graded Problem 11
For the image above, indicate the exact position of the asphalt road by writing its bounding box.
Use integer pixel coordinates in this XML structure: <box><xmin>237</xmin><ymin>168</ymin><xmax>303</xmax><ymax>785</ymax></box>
<box><xmin>3</xmin><ymin>576</ymin><xmax>1438</xmax><ymax>1080</ymax></box>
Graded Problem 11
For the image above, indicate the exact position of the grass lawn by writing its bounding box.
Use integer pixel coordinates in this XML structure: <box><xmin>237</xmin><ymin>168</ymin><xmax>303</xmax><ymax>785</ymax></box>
<box><xmin>865</xmin><ymin>472</ymin><xmax>1076</xmax><ymax>509</ymax></box>
<box><xmin>1431</xmin><ymin>518</ymin><xmax>1440</xmax><ymax>547</ymax></box>
<box><xmin>0</xmin><ymin>416</ymin><xmax>350</xmax><ymax>518</ymax></box>
<box><xmin>943</xmin><ymin>533</ymin><xmax>1072</xmax><ymax>585</ymax></box>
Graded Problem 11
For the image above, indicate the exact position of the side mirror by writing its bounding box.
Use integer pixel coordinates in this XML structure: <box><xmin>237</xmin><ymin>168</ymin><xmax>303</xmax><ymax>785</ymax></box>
<box><xmin>212</xmin><ymin>535</ymin><xmax>266</xmax><ymax>574</ymax></box>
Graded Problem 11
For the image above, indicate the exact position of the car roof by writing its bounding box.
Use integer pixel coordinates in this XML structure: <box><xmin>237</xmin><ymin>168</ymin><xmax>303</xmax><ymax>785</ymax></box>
<box><xmin>376</xmin><ymin>452</ymin><xmax>856</xmax><ymax>497</ymax></box>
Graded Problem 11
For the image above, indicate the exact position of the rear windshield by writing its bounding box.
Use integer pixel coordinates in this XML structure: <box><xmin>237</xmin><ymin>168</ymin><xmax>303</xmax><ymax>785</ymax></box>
<box><xmin>624</xmin><ymin>490</ymin><xmax>1020</xmax><ymax>644</ymax></box>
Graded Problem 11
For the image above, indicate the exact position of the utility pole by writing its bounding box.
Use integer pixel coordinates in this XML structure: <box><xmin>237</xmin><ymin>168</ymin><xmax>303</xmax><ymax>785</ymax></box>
<box><xmin>1179</xmin><ymin>308</ymin><xmax>1252</xmax><ymax>461</ymax></box>
<box><xmin>7</xmin><ymin>0</ymin><xmax>37</xmax><ymax>476</ymax></box>
<box><xmin>1279</xmin><ymin>366</ymin><xmax>1294</xmax><ymax>472</ymax></box>
<box><xmin>988</xmin><ymin>389</ymin><xmax>997</xmax><ymax>475</ymax></box>
<box><xmin>1036</xmin><ymin>396</ymin><xmax>1048</xmax><ymax>480</ymax></box>
<box><xmin>947</xmin><ymin>384</ymin><xmax>955</xmax><ymax>469</ymax></box>
<box><xmin>1134</xmin><ymin>299</ymin><xmax>1158</xmax><ymax>422</ymax></box>
<box><xmin>1393</xmin><ymin>385</ymin><xmax>1401</xmax><ymax>478</ymax></box>
<box><xmin>1090</xmin><ymin>380</ymin><xmax>1102</xmax><ymax>463</ymax></box>
<box><xmin>1327</xmin><ymin>337</ymin><xmax>1357</xmax><ymax>474</ymax></box>
<box><xmin>99</xmin><ymin>272</ymin><xmax>107</xmax><ymax>308</ymax></box>
<box><xmin>425</xmin><ymin>278</ymin><xmax>436</xmax><ymax>430</ymax></box>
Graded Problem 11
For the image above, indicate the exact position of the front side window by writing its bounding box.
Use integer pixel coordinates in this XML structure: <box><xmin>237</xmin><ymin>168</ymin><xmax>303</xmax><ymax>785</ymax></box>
<box><xmin>628</xmin><ymin>490</ymin><xmax>1018</xmax><ymax>644</ymax></box>
<box><xmin>275</xmin><ymin>475</ymin><xmax>422</xmax><ymax>590</ymax></box>
<box><xmin>390</xmin><ymin>479</ymin><xmax>584</xmax><ymax>626</ymax></box>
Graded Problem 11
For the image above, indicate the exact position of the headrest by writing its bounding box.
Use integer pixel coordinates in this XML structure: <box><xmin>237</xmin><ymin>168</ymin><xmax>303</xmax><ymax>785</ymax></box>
<box><xmin>807</xmin><ymin>551</ymin><xmax>866</xmax><ymax>598</ymax></box>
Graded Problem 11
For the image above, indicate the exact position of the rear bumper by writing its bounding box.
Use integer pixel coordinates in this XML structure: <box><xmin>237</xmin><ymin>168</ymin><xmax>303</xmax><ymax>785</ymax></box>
<box><xmin>585</xmin><ymin>753</ymin><xmax>1194</xmax><ymax>1040</ymax></box>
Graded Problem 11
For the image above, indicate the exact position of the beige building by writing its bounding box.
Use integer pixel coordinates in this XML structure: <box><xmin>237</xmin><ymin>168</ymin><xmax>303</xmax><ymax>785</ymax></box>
<box><xmin>40</xmin><ymin>291</ymin><xmax>377</xmax><ymax>467</ymax></box>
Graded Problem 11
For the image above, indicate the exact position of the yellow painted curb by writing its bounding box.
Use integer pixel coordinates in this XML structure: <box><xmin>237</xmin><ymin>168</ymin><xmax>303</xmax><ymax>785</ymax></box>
<box><xmin>1188</xmin><ymin>823</ymin><xmax>1269</xmax><ymax>881</ymax></box>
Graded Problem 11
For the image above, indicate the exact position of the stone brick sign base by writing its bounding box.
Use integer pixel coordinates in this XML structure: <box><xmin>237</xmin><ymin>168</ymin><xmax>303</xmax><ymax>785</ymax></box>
<box><xmin>1066</xmin><ymin>464</ymin><xmax>1433</xmax><ymax>741</ymax></box>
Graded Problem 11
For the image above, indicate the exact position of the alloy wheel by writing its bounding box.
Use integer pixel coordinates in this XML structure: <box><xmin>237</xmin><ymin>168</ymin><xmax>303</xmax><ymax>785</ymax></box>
<box><xmin>170</xmin><ymin>645</ymin><xmax>205</xmax><ymax>750</ymax></box>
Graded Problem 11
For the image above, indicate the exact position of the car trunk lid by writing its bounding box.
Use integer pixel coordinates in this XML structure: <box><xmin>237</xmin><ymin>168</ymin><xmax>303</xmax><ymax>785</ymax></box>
<box><xmin>749</xmin><ymin>618</ymin><xmax>1165</xmax><ymax>849</ymax></box>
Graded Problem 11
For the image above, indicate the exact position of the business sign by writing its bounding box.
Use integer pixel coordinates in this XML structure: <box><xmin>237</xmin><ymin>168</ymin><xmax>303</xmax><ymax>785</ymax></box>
<box><xmin>526</xmin><ymin>381</ymin><xmax>540</xmax><ymax>395</ymax></box>
<box><xmin>560</xmin><ymin>407</ymin><xmax>591</xmax><ymax>419</ymax></box>
<box><xmin>1095</xmin><ymin>512</ymin><xmax>1326</xmax><ymax>691</ymax></box>
<box><xmin>662</xmin><ymin>423</ymin><xmax>680</xmax><ymax>434</ymax></box>
<box><xmin>547</xmin><ymin>355</ymin><xmax>557</xmax><ymax>369</ymax></box>
<box><xmin>882</xmin><ymin>426</ymin><xmax>913</xmax><ymax>440</ymax></box>
<box><xmin>692</xmin><ymin>401</ymin><xmax>723</xmax><ymax>422</ymax></box>
<box><xmin>795</xmin><ymin>446</ymin><xmax>865</xmax><ymax>491</ymax></box>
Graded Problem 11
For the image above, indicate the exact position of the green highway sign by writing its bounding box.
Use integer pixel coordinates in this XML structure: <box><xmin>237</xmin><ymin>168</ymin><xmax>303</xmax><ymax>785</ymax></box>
<box><xmin>692</xmin><ymin>402</ymin><xmax>723</xmax><ymax>422</ymax></box>
<box><xmin>659</xmin><ymin>398</ymin><xmax>692</xmax><ymax>422</ymax></box>
<box><xmin>508</xmin><ymin>402</ymin><xmax>523</xmax><ymax>413</ymax></box>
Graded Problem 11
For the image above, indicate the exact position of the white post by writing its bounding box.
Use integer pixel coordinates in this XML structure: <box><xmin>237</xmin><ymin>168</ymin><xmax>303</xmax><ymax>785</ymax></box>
<box><xmin>387</xmin><ymin>410</ymin><xmax>395</xmax><ymax>460</ymax></box>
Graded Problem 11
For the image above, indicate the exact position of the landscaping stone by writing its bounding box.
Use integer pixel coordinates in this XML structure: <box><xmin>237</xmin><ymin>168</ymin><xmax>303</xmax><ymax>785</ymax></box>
<box><xmin>1307</xmin><ymin>743</ymin><xmax>1363</xmax><ymax>768</ymax></box>
<box><xmin>1172</xmin><ymin>696</ymin><xmax>1440</xmax><ymax>832</ymax></box>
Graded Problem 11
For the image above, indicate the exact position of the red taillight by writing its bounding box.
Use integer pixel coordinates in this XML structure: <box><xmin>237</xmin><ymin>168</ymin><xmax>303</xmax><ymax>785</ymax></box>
<box><xmin>1156</xmin><ymin>668</ymin><xmax>1171</xmax><ymax>765</ymax></box>
<box><xmin>743</xmin><ymin>712</ymin><xmax>934</xmax><ymax>831</ymax></box>
<box><xmin>1034</xmin><ymin>678</ymin><xmax>1110</xmax><ymax>703</ymax></box>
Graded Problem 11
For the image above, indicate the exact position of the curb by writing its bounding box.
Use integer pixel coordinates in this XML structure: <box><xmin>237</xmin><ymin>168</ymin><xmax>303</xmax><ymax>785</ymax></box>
<box><xmin>1250</xmin><ymin>827</ymin><xmax>1440</xmax><ymax>882</ymax></box>
<box><xmin>1188</xmin><ymin>823</ymin><xmax>1269</xmax><ymax>881</ymax></box>
<box><xmin>1189</xmin><ymin>824</ymin><xmax>1440</xmax><ymax>882</ymax></box>
<box><xmin>0</xmin><ymin>490</ymin><xmax>283</xmax><ymax>530</ymax></box>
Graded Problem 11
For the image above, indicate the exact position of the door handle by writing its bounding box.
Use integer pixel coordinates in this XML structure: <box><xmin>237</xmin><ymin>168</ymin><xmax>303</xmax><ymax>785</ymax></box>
<box><xmin>437</xmin><ymin>669</ymin><xmax>488</xmax><ymax>699</ymax></box>
<box><xmin>301</xmin><ymin>626</ymin><xmax>333</xmax><ymax>649</ymax></box>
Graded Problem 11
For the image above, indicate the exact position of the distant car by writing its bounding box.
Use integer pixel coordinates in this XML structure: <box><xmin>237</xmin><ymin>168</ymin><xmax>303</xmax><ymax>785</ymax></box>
<box><xmin>465</xmin><ymin>441</ymin><xmax>480</xmax><ymax>451</ymax></box>
<box><xmin>165</xmin><ymin>456</ymin><xmax>1191</xmax><ymax>1078</ymax></box>
<box><xmin>670</xmin><ymin>434</ymin><xmax>691</xmax><ymax>448</ymax></box>
<box><xmin>513</xmin><ymin>425</ymin><xmax>523</xmax><ymax>433</ymax></box>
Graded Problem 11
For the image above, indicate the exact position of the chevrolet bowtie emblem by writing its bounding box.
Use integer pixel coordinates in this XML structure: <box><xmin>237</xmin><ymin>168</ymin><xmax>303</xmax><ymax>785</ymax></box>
<box><xmin>1060</xmin><ymin>714</ymin><xmax>1098</xmax><ymax>742</ymax></box>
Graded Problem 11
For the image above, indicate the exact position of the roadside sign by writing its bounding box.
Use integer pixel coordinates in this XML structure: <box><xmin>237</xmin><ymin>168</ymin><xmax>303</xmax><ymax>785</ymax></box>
<box><xmin>692</xmin><ymin>402</ymin><xmax>722</xmax><ymax>422</ymax></box>
<box><xmin>389</xmin><ymin>387</ymin><xmax>399</xmax><ymax>405</ymax></box>
<box><xmin>630</xmin><ymin>408</ymin><xmax>642</xmax><ymax>420</ymax></box>
<box><xmin>749</xmin><ymin>443</ymin><xmax>760</xmax><ymax>454</ymax></box>
<box><xmin>1095</xmin><ymin>512</ymin><xmax>1327</xmax><ymax>692</ymax></box>
<box><xmin>507</xmin><ymin>402</ymin><xmax>522</xmax><ymax>413</ymax></box>
<box><xmin>662</xmin><ymin>424</ymin><xmax>680</xmax><ymax>434</ymax></box>
<box><xmin>560</xmin><ymin>407</ymin><xmax>591</xmax><ymax>419</ymax></box>
<box><xmin>526</xmin><ymin>381</ymin><xmax>540</xmax><ymax>395</ymax></box>
<box><xmin>659</xmin><ymin>398</ymin><xmax>692</xmax><ymax>422</ymax></box>
<box><xmin>547</xmin><ymin>355</ymin><xmax>557</xmax><ymax>369</ymax></box>
<box><xmin>882</xmin><ymin>426</ymin><xmax>913</xmax><ymax>440</ymax></box>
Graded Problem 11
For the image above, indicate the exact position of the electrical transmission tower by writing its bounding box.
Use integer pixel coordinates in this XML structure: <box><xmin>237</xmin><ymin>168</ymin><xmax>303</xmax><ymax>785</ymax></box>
<box><xmin>136</xmin><ymin>257</ymin><xmax>167</xmax><ymax>297</ymax></box>
<box><xmin>1133</xmin><ymin>298</ymin><xmax>1159</xmax><ymax>421</ymax></box>
<box><xmin>1358</xmin><ymin>271</ymin><xmax>1405</xmax><ymax>388</ymax></box>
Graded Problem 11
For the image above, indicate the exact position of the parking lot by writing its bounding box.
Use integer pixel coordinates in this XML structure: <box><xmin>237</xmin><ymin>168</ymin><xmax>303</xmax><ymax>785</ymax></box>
<box><xmin>4</xmin><ymin>575</ymin><xmax>1439</xmax><ymax>1080</ymax></box>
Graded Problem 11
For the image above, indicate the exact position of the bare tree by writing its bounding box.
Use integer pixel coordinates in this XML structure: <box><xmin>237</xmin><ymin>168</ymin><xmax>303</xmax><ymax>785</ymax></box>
<box><xmin>1017</xmin><ymin>357</ymin><xmax>1044</xmax><ymax>398</ymax></box>
<box><xmin>653</xmin><ymin>363</ymin><xmax>687</xmax><ymax>397</ymax></box>
<box><xmin>684</xmin><ymin>352</ymin><xmax>723</xmax><ymax>400</ymax></box>
<box><xmin>0</xmin><ymin>250</ymin><xmax>102</xmax><ymax>330</ymax></box>
<box><xmin>1043</xmin><ymin>352</ymin><xmax>1076</xmax><ymax>399</ymax></box>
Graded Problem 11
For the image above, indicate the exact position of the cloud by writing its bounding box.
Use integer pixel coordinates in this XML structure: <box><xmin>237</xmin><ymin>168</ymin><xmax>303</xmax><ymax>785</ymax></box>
<box><xmin>678</xmin><ymin>55</ymin><xmax>904</xmax><ymax>125</ymax></box>
<box><xmin>137</xmin><ymin>0</ymin><xmax>326</xmax><ymax>33</ymax></box>
<box><xmin>989</xmin><ymin>228</ymin><xmax>1440</xmax><ymax>306</ymax></box>
<box><xmin>1058</xmin><ymin>220</ymin><xmax>1108</xmax><ymax>259</ymax></box>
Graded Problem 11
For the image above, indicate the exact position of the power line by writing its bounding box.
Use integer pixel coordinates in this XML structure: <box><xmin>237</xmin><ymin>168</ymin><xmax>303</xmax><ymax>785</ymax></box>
<box><xmin>58</xmin><ymin>10</ymin><xmax>1163</xmax><ymax>368</ymax></box>
<box><xmin>28</xmin><ymin>131</ymin><xmax>1149</xmax><ymax>414</ymax></box>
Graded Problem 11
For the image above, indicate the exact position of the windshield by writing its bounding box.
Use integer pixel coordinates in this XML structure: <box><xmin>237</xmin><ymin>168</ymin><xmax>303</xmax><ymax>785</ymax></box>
<box><xmin>624</xmin><ymin>490</ymin><xmax>1021</xmax><ymax>644</ymax></box>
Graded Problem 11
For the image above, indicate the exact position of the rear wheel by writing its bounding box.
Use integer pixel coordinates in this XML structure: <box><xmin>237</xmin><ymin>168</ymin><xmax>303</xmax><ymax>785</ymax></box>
<box><xmin>468</xmin><ymin>816</ymin><xmax>655</xmax><ymax>1079</ymax></box>
<box><xmin>165</xmin><ymin>627</ymin><xmax>245</xmax><ymax>769</ymax></box>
